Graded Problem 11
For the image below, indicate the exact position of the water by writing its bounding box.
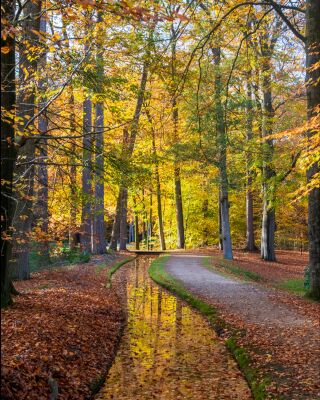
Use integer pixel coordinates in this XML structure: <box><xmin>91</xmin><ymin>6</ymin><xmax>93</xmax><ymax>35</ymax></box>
<box><xmin>96</xmin><ymin>257</ymin><xmax>252</xmax><ymax>399</ymax></box>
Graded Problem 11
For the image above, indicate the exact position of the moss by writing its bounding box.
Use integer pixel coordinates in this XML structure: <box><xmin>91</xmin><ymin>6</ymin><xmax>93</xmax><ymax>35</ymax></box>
<box><xmin>277</xmin><ymin>279</ymin><xmax>306</xmax><ymax>296</ymax></box>
<box><xmin>203</xmin><ymin>256</ymin><xmax>263</xmax><ymax>282</ymax></box>
<box><xmin>149</xmin><ymin>255</ymin><xmax>269</xmax><ymax>400</ymax></box>
<box><xmin>106</xmin><ymin>256</ymin><xmax>136</xmax><ymax>288</ymax></box>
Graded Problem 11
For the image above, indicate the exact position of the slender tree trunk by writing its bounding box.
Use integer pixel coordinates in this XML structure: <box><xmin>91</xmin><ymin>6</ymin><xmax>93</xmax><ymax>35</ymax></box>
<box><xmin>133</xmin><ymin>198</ymin><xmax>140</xmax><ymax>250</ymax></box>
<box><xmin>156</xmin><ymin>170</ymin><xmax>166</xmax><ymax>250</ymax></box>
<box><xmin>260</xmin><ymin>55</ymin><xmax>276</xmax><ymax>261</ymax></box>
<box><xmin>35</xmin><ymin>15</ymin><xmax>50</xmax><ymax>265</ymax></box>
<box><xmin>141</xmin><ymin>190</ymin><xmax>147</xmax><ymax>245</ymax></box>
<box><xmin>245</xmin><ymin>69</ymin><xmax>257</xmax><ymax>251</ymax></box>
<box><xmin>149</xmin><ymin>192</ymin><xmax>153</xmax><ymax>250</ymax></box>
<box><xmin>119</xmin><ymin>187</ymin><xmax>128</xmax><ymax>250</ymax></box>
<box><xmin>11</xmin><ymin>0</ymin><xmax>42</xmax><ymax>280</ymax></box>
<box><xmin>69</xmin><ymin>91</ymin><xmax>78</xmax><ymax>250</ymax></box>
<box><xmin>171</xmin><ymin>27</ymin><xmax>185</xmax><ymax>249</ymax></box>
<box><xmin>109</xmin><ymin>191</ymin><xmax>121</xmax><ymax>250</ymax></box>
<box><xmin>1</xmin><ymin>0</ymin><xmax>16</xmax><ymax>306</ymax></box>
<box><xmin>92</xmin><ymin>11</ymin><xmax>106</xmax><ymax>254</ymax></box>
<box><xmin>202</xmin><ymin>198</ymin><xmax>209</xmax><ymax>246</ymax></box>
<box><xmin>148</xmin><ymin>110</ymin><xmax>166</xmax><ymax>250</ymax></box>
<box><xmin>36</xmin><ymin>137</ymin><xmax>50</xmax><ymax>263</ymax></box>
<box><xmin>93</xmin><ymin>99</ymin><xmax>106</xmax><ymax>254</ymax></box>
<box><xmin>172</xmin><ymin>94</ymin><xmax>185</xmax><ymax>251</ymax></box>
<box><xmin>174</xmin><ymin>162</ymin><xmax>185</xmax><ymax>248</ymax></box>
<box><xmin>81</xmin><ymin>97</ymin><xmax>93</xmax><ymax>252</ymax></box>
<box><xmin>305</xmin><ymin>0</ymin><xmax>320</xmax><ymax>298</ymax></box>
<box><xmin>218</xmin><ymin>198</ymin><xmax>223</xmax><ymax>250</ymax></box>
<box><xmin>213</xmin><ymin>46</ymin><xmax>233</xmax><ymax>260</ymax></box>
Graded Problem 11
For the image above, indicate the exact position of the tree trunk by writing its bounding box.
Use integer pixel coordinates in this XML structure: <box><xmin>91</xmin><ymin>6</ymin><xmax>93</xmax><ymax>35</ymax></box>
<box><xmin>213</xmin><ymin>46</ymin><xmax>233</xmax><ymax>260</ymax></box>
<box><xmin>1</xmin><ymin>0</ymin><xmax>16</xmax><ymax>306</ymax></box>
<box><xmin>110</xmin><ymin>128</ymin><xmax>129</xmax><ymax>250</ymax></box>
<box><xmin>245</xmin><ymin>69</ymin><xmax>257</xmax><ymax>251</ymax></box>
<box><xmin>92</xmin><ymin>11</ymin><xmax>106</xmax><ymax>254</ymax></box>
<box><xmin>156</xmin><ymin>170</ymin><xmax>166</xmax><ymax>250</ymax></box>
<box><xmin>171</xmin><ymin>27</ymin><xmax>185</xmax><ymax>249</ymax></box>
<box><xmin>11</xmin><ymin>0</ymin><xmax>42</xmax><ymax>280</ymax></box>
<box><xmin>174</xmin><ymin>163</ymin><xmax>185</xmax><ymax>249</ymax></box>
<box><xmin>36</xmin><ymin>138</ymin><xmax>50</xmax><ymax>263</ymax></box>
<box><xmin>93</xmin><ymin>99</ymin><xmax>106</xmax><ymax>254</ymax></box>
<box><xmin>218</xmin><ymin>198</ymin><xmax>223</xmax><ymax>250</ymax></box>
<box><xmin>81</xmin><ymin>97</ymin><xmax>93</xmax><ymax>253</ymax></box>
<box><xmin>305</xmin><ymin>0</ymin><xmax>320</xmax><ymax>298</ymax></box>
<box><xmin>148</xmin><ymin>110</ymin><xmax>166</xmax><ymax>250</ymax></box>
<box><xmin>260</xmin><ymin>53</ymin><xmax>276</xmax><ymax>262</ymax></box>
<box><xmin>149</xmin><ymin>192</ymin><xmax>153</xmax><ymax>250</ymax></box>
<box><xmin>202</xmin><ymin>198</ymin><xmax>209</xmax><ymax>247</ymax></box>
<box><xmin>68</xmin><ymin>91</ymin><xmax>78</xmax><ymax>250</ymax></box>
<box><xmin>35</xmin><ymin>14</ymin><xmax>50</xmax><ymax>266</ymax></box>
<box><xmin>119</xmin><ymin>187</ymin><xmax>128</xmax><ymax>250</ymax></box>
<box><xmin>134</xmin><ymin>198</ymin><xmax>140</xmax><ymax>250</ymax></box>
<box><xmin>109</xmin><ymin>190</ymin><xmax>121</xmax><ymax>250</ymax></box>
<box><xmin>246</xmin><ymin>179</ymin><xmax>257</xmax><ymax>251</ymax></box>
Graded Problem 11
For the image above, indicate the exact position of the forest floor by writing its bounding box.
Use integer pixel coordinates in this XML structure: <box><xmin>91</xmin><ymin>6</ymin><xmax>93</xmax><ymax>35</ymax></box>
<box><xmin>1</xmin><ymin>252</ymin><xmax>134</xmax><ymax>400</ymax></box>
<box><xmin>2</xmin><ymin>249</ymin><xmax>319</xmax><ymax>400</ymax></box>
<box><xmin>165</xmin><ymin>253</ymin><xmax>320</xmax><ymax>400</ymax></box>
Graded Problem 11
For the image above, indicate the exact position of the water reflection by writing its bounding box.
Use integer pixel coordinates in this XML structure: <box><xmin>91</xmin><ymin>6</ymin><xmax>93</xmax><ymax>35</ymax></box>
<box><xmin>97</xmin><ymin>257</ymin><xmax>251</xmax><ymax>399</ymax></box>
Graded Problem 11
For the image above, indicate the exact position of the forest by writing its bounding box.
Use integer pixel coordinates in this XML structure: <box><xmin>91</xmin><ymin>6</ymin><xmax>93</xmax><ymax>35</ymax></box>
<box><xmin>1</xmin><ymin>0</ymin><xmax>319</xmax><ymax>399</ymax></box>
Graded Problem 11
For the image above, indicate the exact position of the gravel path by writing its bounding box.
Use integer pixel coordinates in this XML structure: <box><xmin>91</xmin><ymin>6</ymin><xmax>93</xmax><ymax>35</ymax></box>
<box><xmin>165</xmin><ymin>254</ymin><xmax>320</xmax><ymax>399</ymax></box>
<box><xmin>166</xmin><ymin>254</ymin><xmax>311</xmax><ymax>327</ymax></box>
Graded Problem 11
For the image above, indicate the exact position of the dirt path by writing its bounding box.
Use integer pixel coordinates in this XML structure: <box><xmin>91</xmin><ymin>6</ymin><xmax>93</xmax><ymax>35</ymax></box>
<box><xmin>165</xmin><ymin>254</ymin><xmax>320</xmax><ymax>400</ymax></box>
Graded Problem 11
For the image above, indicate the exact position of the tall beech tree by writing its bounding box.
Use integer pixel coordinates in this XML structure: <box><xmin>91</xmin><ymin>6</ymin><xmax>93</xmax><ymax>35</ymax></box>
<box><xmin>304</xmin><ymin>0</ymin><xmax>320</xmax><ymax>298</ymax></box>
<box><xmin>244</xmin><ymin>67</ymin><xmax>257</xmax><ymax>252</ymax></box>
<box><xmin>264</xmin><ymin>0</ymin><xmax>319</xmax><ymax>296</ymax></box>
<box><xmin>35</xmin><ymin>14</ymin><xmax>50</xmax><ymax>266</ymax></box>
<box><xmin>213</xmin><ymin>45</ymin><xmax>233</xmax><ymax>260</ymax></box>
<box><xmin>259</xmin><ymin>17</ymin><xmax>281</xmax><ymax>262</ymax></box>
<box><xmin>92</xmin><ymin>11</ymin><xmax>106</xmax><ymax>254</ymax></box>
<box><xmin>170</xmin><ymin>19</ymin><xmax>185</xmax><ymax>250</ymax></box>
<box><xmin>11</xmin><ymin>0</ymin><xmax>42</xmax><ymax>280</ymax></box>
<box><xmin>81</xmin><ymin>94</ymin><xmax>93</xmax><ymax>253</ymax></box>
<box><xmin>1</xmin><ymin>1</ymin><xmax>17</xmax><ymax>306</ymax></box>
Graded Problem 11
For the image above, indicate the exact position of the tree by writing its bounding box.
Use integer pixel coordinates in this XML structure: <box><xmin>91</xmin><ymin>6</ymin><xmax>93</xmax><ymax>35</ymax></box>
<box><xmin>92</xmin><ymin>11</ymin><xmax>106</xmax><ymax>254</ymax></box>
<box><xmin>244</xmin><ymin>67</ymin><xmax>258</xmax><ymax>252</ymax></box>
<box><xmin>266</xmin><ymin>0</ymin><xmax>319</xmax><ymax>295</ymax></box>
<box><xmin>11</xmin><ymin>0</ymin><xmax>42</xmax><ymax>279</ymax></box>
<box><xmin>34</xmin><ymin>13</ymin><xmax>50</xmax><ymax>266</ymax></box>
<box><xmin>1</xmin><ymin>1</ymin><xmax>17</xmax><ymax>306</ymax></box>
<box><xmin>259</xmin><ymin>16</ymin><xmax>281</xmax><ymax>261</ymax></box>
<box><xmin>81</xmin><ymin>94</ymin><xmax>93</xmax><ymax>253</ymax></box>
<box><xmin>305</xmin><ymin>0</ymin><xmax>320</xmax><ymax>298</ymax></box>
<box><xmin>171</xmin><ymin>19</ymin><xmax>185</xmax><ymax>250</ymax></box>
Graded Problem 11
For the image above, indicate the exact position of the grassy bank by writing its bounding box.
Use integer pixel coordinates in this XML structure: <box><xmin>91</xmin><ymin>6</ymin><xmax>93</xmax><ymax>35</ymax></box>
<box><xmin>106</xmin><ymin>256</ymin><xmax>137</xmax><ymax>287</ymax></box>
<box><xmin>148</xmin><ymin>255</ymin><xmax>270</xmax><ymax>400</ymax></box>
<box><xmin>204</xmin><ymin>256</ymin><xmax>313</xmax><ymax>299</ymax></box>
<box><xmin>203</xmin><ymin>256</ymin><xmax>263</xmax><ymax>282</ymax></box>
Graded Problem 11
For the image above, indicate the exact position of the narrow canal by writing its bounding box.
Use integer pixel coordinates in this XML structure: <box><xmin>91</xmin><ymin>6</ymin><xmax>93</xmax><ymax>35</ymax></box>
<box><xmin>96</xmin><ymin>257</ymin><xmax>252</xmax><ymax>399</ymax></box>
